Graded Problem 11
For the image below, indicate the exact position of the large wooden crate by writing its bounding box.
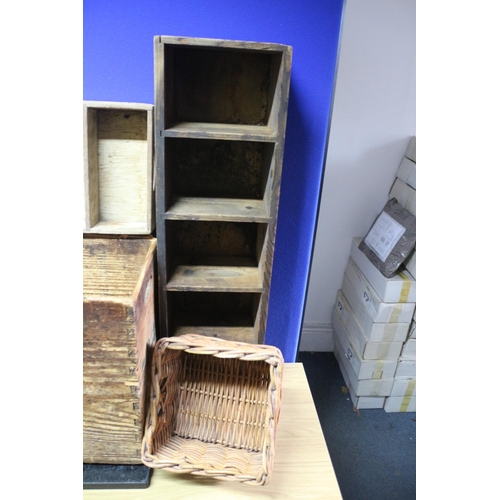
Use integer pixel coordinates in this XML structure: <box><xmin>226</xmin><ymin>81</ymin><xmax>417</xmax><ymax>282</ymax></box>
<box><xmin>83</xmin><ymin>237</ymin><xmax>157</xmax><ymax>464</ymax></box>
<box><xmin>83</xmin><ymin>101</ymin><xmax>155</xmax><ymax>235</ymax></box>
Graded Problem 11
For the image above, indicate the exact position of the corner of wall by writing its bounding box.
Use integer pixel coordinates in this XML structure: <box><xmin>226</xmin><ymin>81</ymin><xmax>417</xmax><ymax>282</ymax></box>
<box><xmin>299</xmin><ymin>323</ymin><xmax>334</xmax><ymax>352</ymax></box>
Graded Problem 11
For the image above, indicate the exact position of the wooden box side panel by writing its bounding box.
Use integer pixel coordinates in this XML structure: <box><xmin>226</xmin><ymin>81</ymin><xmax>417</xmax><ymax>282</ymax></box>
<box><xmin>83</xmin><ymin>398</ymin><xmax>143</xmax><ymax>464</ymax></box>
<box><xmin>131</xmin><ymin>250</ymin><xmax>157</xmax><ymax>429</ymax></box>
<box><xmin>83</xmin><ymin>280</ymin><xmax>156</xmax><ymax>464</ymax></box>
<box><xmin>83</xmin><ymin>299</ymin><xmax>142</xmax><ymax>463</ymax></box>
<box><xmin>83</xmin><ymin>107</ymin><xmax>99</xmax><ymax>230</ymax></box>
<box><xmin>267</xmin><ymin>47</ymin><xmax>292</xmax><ymax>140</ymax></box>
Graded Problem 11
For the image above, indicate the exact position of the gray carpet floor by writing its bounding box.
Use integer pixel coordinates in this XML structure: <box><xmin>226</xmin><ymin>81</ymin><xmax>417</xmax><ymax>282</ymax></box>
<box><xmin>297</xmin><ymin>351</ymin><xmax>416</xmax><ymax>500</ymax></box>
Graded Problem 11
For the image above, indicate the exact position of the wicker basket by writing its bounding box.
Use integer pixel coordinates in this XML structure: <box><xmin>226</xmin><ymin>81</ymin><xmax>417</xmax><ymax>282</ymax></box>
<box><xmin>141</xmin><ymin>334</ymin><xmax>284</xmax><ymax>486</ymax></box>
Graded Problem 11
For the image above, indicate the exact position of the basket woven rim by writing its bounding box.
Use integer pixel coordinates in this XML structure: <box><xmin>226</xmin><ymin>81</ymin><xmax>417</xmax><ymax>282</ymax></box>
<box><xmin>156</xmin><ymin>334</ymin><xmax>284</xmax><ymax>365</ymax></box>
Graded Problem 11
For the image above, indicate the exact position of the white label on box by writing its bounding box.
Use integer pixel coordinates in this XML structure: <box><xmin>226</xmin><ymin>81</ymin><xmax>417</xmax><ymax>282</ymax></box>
<box><xmin>344</xmin><ymin>260</ymin><xmax>415</xmax><ymax>323</ymax></box>
<box><xmin>333</xmin><ymin>306</ymin><xmax>398</xmax><ymax>378</ymax></box>
<box><xmin>364</xmin><ymin>211</ymin><xmax>406</xmax><ymax>262</ymax></box>
<box><xmin>335</xmin><ymin>293</ymin><xmax>350</xmax><ymax>325</ymax></box>
<box><xmin>334</xmin><ymin>343</ymin><xmax>394</xmax><ymax>396</ymax></box>
<box><xmin>344</xmin><ymin>344</ymin><xmax>363</xmax><ymax>378</ymax></box>
<box><xmin>338</xmin><ymin>288</ymin><xmax>410</xmax><ymax>342</ymax></box>
<box><xmin>346</xmin><ymin>346</ymin><xmax>354</xmax><ymax>362</ymax></box>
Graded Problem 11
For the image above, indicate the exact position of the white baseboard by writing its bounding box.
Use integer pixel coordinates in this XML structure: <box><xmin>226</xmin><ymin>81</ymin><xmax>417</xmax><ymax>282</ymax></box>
<box><xmin>299</xmin><ymin>323</ymin><xmax>334</xmax><ymax>352</ymax></box>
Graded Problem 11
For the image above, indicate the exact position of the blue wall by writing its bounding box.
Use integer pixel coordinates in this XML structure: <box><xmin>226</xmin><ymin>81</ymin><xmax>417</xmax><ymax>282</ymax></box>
<box><xmin>84</xmin><ymin>0</ymin><xmax>345</xmax><ymax>362</ymax></box>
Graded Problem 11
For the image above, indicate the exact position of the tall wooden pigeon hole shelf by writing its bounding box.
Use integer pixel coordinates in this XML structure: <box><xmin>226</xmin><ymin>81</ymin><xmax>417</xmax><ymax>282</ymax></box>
<box><xmin>154</xmin><ymin>36</ymin><xmax>292</xmax><ymax>344</ymax></box>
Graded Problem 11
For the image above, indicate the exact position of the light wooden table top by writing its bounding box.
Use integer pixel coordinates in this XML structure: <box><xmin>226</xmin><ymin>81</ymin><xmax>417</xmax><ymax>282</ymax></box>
<box><xmin>84</xmin><ymin>362</ymin><xmax>343</xmax><ymax>499</ymax></box>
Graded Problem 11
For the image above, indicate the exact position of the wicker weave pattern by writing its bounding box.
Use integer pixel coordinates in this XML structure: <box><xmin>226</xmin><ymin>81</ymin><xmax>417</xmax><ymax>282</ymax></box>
<box><xmin>141</xmin><ymin>334</ymin><xmax>284</xmax><ymax>485</ymax></box>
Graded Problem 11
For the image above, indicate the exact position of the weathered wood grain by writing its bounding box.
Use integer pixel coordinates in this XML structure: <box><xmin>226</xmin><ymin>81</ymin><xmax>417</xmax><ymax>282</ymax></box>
<box><xmin>166</xmin><ymin>265</ymin><xmax>263</xmax><ymax>292</ymax></box>
<box><xmin>83</xmin><ymin>238</ymin><xmax>157</xmax><ymax>464</ymax></box>
<box><xmin>165</xmin><ymin>197</ymin><xmax>270</xmax><ymax>223</ymax></box>
<box><xmin>154</xmin><ymin>36</ymin><xmax>292</xmax><ymax>343</ymax></box>
<box><xmin>162</xmin><ymin>122</ymin><xmax>276</xmax><ymax>141</ymax></box>
<box><xmin>173</xmin><ymin>326</ymin><xmax>256</xmax><ymax>344</ymax></box>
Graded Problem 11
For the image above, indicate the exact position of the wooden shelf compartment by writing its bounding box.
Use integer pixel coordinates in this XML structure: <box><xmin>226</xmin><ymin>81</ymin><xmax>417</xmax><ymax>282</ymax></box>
<box><xmin>159</xmin><ymin>36</ymin><xmax>286</xmax><ymax>131</ymax></box>
<box><xmin>154</xmin><ymin>36</ymin><xmax>292</xmax><ymax>344</ymax></box>
<box><xmin>83</xmin><ymin>101</ymin><xmax>154</xmax><ymax>235</ymax></box>
<box><xmin>166</xmin><ymin>291</ymin><xmax>261</xmax><ymax>344</ymax></box>
<box><xmin>164</xmin><ymin>220</ymin><xmax>268</xmax><ymax>292</ymax></box>
<box><xmin>161</xmin><ymin>137</ymin><xmax>276</xmax><ymax>219</ymax></box>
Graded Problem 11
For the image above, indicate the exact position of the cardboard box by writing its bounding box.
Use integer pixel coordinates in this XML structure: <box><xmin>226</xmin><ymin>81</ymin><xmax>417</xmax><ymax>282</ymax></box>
<box><xmin>401</xmin><ymin>338</ymin><xmax>416</xmax><ymax>359</ymax></box>
<box><xmin>332</xmin><ymin>304</ymin><xmax>397</xmax><ymax>378</ymax></box>
<box><xmin>333</xmin><ymin>299</ymin><xmax>403</xmax><ymax>361</ymax></box>
<box><xmin>335</xmin><ymin>289</ymin><xmax>410</xmax><ymax>342</ymax></box>
<box><xmin>396</xmin><ymin>156</ymin><xmax>416</xmax><ymax>189</ymax></box>
<box><xmin>408</xmin><ymin>319</ymin><xmax>416</xmax><ymax>339</ymax></box>
<box><xmin>391</xmin><ymin>378</ymin><xmax>416</xmax><ymax>397</ymax></box>
<box><xmin>384</xmin><ymin>395</ymin><xmax>416</xmax><ymax>413</ymax></box>
<box><xmin>395</xmin><ymin>359</ymin><xmax>416</xmax><ymax>378</ymax></box>
<box><xmin>343</xmin><ymin>258</ymin><xmax>415</xmax><ymax>323</ymax></box>
<box><xmin>350</xmin><ymin>393</ymin><xmax>386</xmax><ymax>410</ymax></box>
<box><xmin>350</xmin><ymin>238</ymin><xmax>416</xmax><ymax>303</ymax></box>
<box><xmin>333</xmin><ymin>342</ymin><xmax>394</xmax><ymax>397</ymax></box>
<box><xmin>389</xmin><ymin>178</ymin><xmax>416</xmax><ymax>216</ymax></box>
<box><xmin>404</xmin><ymin>249</ymin><xmax>416</xmax><ymax>279</ymax></box>
<box><xmin>405</xmin><ymin>135</ymin><xmax>416</xmax><ymax>162</ymax></box>
<box><xmin>341</xmin><ymin>271</ymin><xmax>413</xmax><ymax>331</ymax></box>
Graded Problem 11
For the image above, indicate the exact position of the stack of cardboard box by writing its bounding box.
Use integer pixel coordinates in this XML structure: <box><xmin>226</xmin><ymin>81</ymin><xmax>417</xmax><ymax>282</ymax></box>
<box><xmin>386</xmin><ymin>136</ymin><xmax>416</xmax><ymax>412</ymax></box>
<box><xmin>332</xmin><ymin>137</ymin><xmax>416</xmax><ymax>412</ymax></box>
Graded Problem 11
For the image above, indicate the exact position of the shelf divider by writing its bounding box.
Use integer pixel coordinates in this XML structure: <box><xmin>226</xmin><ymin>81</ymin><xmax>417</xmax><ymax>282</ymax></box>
<box><xmin>161</xmin><ymin>122</ymin><xmax>277</xmax><ymax>142</ymax></box>
<box><xmin>166</xmin><ymin>264</ymin><xmax>263</xmax><ymax>292</ymax></box>
<box><xmin>172</xmin><ymin>326</ymin><xmax>257</xmax><ymax>344</ymax></box>
<box><xmin>164</xmin><ymin>197</ymin><xmax>270</xmax><ymax>223</ymax></box>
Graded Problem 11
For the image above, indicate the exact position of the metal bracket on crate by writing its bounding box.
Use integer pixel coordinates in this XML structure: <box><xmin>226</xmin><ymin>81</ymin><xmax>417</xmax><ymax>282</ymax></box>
<box><xmin>83</xmin><ymin>464</ymin><xmax>152</xmax><ymax>490</ymax></box>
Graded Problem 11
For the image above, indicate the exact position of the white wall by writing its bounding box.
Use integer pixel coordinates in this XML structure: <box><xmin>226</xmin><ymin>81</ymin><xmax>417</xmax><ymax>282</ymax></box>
<box><xmin>300</xmin><ymin>0</ymin><xmax>416</xmax><ymax>351</ymax></box>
